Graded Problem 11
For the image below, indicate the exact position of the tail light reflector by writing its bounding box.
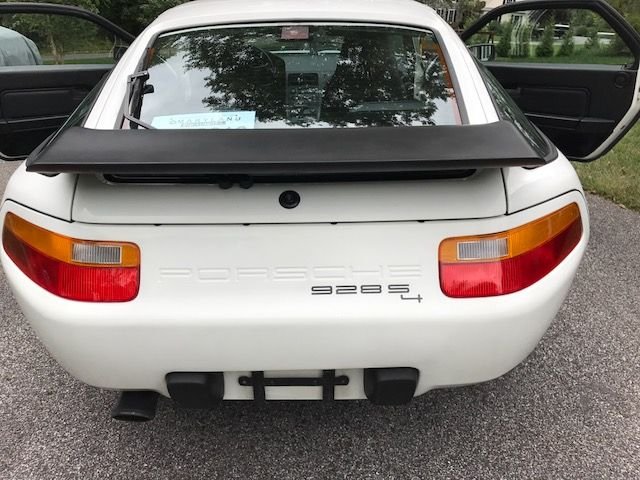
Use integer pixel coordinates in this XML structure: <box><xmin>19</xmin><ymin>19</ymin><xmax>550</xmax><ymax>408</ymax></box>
<box><xmin>439</xmin><ymin>203</ymin><xmax>582</xmax><ymax>298</ymax></box>
<box><xmin>2</xmin><ymin>213</ymin><xmax>140</xmax><ymax>302</ymax></box>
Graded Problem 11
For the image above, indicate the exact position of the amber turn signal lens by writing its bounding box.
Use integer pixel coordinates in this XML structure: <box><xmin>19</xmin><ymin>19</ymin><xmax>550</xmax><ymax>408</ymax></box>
<box><xmin>439</xmin><ymin>203</ymin><xmax>582</xmax><ymax>298</ymax></box>
<box><xmin>2</xmin><ymin>213</ymin><xmax>140</xmax><ymax>302</ymax></box>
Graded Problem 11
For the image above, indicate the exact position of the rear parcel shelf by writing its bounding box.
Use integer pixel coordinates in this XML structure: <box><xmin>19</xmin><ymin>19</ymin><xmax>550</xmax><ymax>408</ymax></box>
<box><xmin>26</xmin><ymin>121</ymin><xmax>557</xmax><ymax>177</ymax></box>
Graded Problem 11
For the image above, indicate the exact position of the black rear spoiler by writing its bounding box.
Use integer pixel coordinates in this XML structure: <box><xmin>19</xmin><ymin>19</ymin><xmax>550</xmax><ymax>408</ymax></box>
<box><xmin>26</xmin><ymin>121</ymin><xmax>556</xmax><ymax>176</ymax></box>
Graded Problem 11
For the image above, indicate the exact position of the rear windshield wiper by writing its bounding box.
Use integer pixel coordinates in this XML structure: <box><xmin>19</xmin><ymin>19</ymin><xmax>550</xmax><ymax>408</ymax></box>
<box><xmin>124</xmin><ymin>70</ymin><xmax>156</xmax><ymax>130</ymax></box>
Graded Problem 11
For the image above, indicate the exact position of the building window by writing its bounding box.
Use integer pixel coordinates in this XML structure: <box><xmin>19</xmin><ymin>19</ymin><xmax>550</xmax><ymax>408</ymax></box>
<box><xmin>436</xmin><ymin>8</ymin><xmax>458</xmax><ymax>24</ymax></box>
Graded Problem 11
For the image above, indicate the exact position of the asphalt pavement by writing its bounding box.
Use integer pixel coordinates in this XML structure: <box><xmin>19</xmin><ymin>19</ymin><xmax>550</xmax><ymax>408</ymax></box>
<box><xmin>1</xmin><ymin>161</ymin><xmax>639</xmax><ymax>479</ymax></box>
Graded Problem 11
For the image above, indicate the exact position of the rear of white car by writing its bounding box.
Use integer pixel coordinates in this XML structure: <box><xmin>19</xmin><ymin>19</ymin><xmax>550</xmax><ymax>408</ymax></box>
<box><xmin>0</xmin><ymin>0</ymin><xmax>592</xmax><ymax>418</ymax></box>
<box><xmin>0</xmin><ymin>174</ymin><xmax>588</xmax><ymax>400</ymax></box>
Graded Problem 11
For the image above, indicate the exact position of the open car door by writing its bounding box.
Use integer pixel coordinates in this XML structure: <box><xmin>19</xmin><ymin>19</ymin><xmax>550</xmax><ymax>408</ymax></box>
<box><xmin>0</xmin><ymin>3</ymin><xmax>134</xmax><ymax>160</ymax></box>
<box><xmin>462</xmin><ymin>0</ymin><xmax>640</xmax><ymax>161</ymax></box>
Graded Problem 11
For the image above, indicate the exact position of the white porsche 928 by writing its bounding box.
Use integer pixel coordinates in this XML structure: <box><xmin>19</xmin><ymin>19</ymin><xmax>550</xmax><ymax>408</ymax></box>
<box><xmin>1</xmin><ymin>0</ymin><xmax>639</xmax><ymax>421</ymax></box>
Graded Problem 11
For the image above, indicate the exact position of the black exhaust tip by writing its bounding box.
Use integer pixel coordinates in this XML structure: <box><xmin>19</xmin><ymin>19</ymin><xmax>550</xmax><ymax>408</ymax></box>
<box><xmin>111</xmin><ymin>391</ymin><xmax>159</xmax><ymax>422</ymax></box>
<box><xmin>364</xmin><ymin>368</ymin><xmax>419</xmax><ymax>405</ymax></box>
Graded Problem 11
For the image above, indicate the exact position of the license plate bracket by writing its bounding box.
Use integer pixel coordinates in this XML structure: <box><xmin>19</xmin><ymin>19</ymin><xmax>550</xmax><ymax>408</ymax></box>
<box><xmin>238</xmin><ymin>370</ymin><xmax>349</xmax><ymax>401</ymax></box>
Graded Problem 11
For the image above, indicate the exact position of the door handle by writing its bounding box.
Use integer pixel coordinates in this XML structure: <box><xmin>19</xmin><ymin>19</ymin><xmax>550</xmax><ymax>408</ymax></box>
<box><xmin>614</xmin><ymin>71</ymin><xmax>632</xmax><ymax>88</ymax></box>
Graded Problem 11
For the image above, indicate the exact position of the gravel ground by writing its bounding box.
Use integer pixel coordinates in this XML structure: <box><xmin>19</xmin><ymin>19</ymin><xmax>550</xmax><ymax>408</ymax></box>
<box><xmin>1</xmin><ymin>161</ymin><xmax>639</xmax><ymax>479</ymax></box>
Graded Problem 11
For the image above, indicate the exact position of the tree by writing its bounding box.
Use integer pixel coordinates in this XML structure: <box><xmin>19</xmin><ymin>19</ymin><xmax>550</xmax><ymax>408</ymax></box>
<box><xmin>536</xmin><ymin>23</ymin><xmax>555</xmax><ymax>57</ymax></box>
<box><xmin>608</xmin><ymin>33</ymin><xmax>631</xmax><ymax>56</ymax></box>
<box><xmin>557</xmin><ymin>27</ymin><xmax>575</xmax><ymax>56</ymax></box>
<box><xmin>485</xmin><ymin>19</ymin><xmax>499</xmax><ymax>43</ymax></box>
<box><xmin>496</xmin><ymin>21</ymin><xmax>512</xmax><ymax>58</ymax></box>
<box><xmin>516</xmin><ymin>26</ymin><xmax>532</xmax><ymax>58</ymax></box>
<box><xmin>97</xmin><ymin>0</ymin><xmax>190</xmax><ymax>35</ymax></box>
<box><xmin>584</xmin><ymin>27</ymin><xmax>601</xmax><ymax>51</ymax></box>
<box><xmin>606</xmin><ymin>0</ymin><xmax>640</xmax><ymax>34</ymax></box>
<box><xmin>1</xmin><ymin>0</ymin><xmax>101</xmax><ymax>64</ymax></box>
<box><xmin>0</xmin><ymin>0</ymin><xmax>193</xmax><ymax>52</ymax></box>
<box><xmin>454</xmin><ymin>0</ymin><xmax>486</xmax><ymax>30</ymax></box>
<box><xmin>419</xmin><ymin>1</ymin><xmax>486</xmax><ymax>30</ymax></box>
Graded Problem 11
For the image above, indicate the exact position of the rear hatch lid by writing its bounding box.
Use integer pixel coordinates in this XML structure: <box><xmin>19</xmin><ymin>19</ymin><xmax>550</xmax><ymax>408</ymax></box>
<box><xmin>71</xmin><ymin>169</ymin><xmax>507</xmax><ymax>224</ymax></box>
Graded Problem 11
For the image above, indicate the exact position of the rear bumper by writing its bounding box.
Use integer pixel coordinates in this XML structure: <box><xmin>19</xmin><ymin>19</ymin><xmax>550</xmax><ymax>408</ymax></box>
<box><xmin>0</xmin><ymin>192</ymin><xmax>589</xmax><ymax>399</ymax></box>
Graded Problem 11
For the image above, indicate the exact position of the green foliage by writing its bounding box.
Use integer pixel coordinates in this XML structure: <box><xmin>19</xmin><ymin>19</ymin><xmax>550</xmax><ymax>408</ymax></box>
<box><xmin>516</xmin><ymin>26</ymin><xmax>532</xmax><ymax>58</ymax></box>
<box><xmin>486</xmin><ymin>19</ymin><xmax>499</xmax><ymax>36</ymax></box>
<box><xmin>4</xmin><ymin>0</ymin><xmax>640</xmax><ymax>38</ymax></box>
<box><xmin>535</xmin><ymin>24</ymin><xmax>555</xmax><ymax>58</ymax></box>
<box><xmin>456</xmin><ymin>0</ymin><xmax>486</xmax><ymax>29</ymax></box>
<box><xmin>607</xmin><ymin>34</ymin><xmax>630</xmax><ymax>56</ymax></box>
<box><xmin>573</xmin><ymin>9</ymin><xmax>596</xmax><ymax>33</ymax></box>
<box><xmin>0</xmin><ymin>0</ymin><xmax>100</xmax><ymax>10</ymax></box>
<box><xmin>96</xmin><ymin>1</ymin><xmax>190</xmax><ymax>35</ymax></box>
<box><xmin>0</xmin><ymin>0</ymin><xmax>192</xmax><ymax>39</ymax></box>
<box><xmin>606</xmin><ymin>0</ymin><xmax>640</xmax><ymax>33</ymax></box>
<box><xmin>0</xmin><ymin>0</ymin><xmax>103</xmax><ymax>63</ymax></box>
<box><xmin>496</xmin><ymin>22</ymin><xmax>512</xmax><ymax>58</ymax></box>
<box><xmin>575</xmin><ymin>124</ymin><xmax>640</xmax><ymax>211</ymax></box>
<box><xmin>585</xmin><ymin>28</ymin><xmax>601</xmax><ymax>51</ymax></box>
<box><xmin>575</xmin><ymin>25</ymin><xmax>590</xmax><ymax>37</ymax></box>
<box><xmin>4</xmin><ymin>0</ymin><xmax>640</xmax><ymax>49</ymax></box>
<box><xmin>557</xmin><ymin>28</ymin><xmax>575</xmax><ymax>57</ymax></box>
<box><xmin>418</xmin><ymin>0</ymin><xmax>485</xmax><ymax>29</ymax></box>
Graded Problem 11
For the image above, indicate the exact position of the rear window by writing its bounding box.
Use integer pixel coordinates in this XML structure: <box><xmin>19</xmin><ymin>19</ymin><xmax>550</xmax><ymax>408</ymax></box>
<box><xmin>138</xmin><ymin>24</ymin><xmax>461</xmax><ymax>129</ymax></box>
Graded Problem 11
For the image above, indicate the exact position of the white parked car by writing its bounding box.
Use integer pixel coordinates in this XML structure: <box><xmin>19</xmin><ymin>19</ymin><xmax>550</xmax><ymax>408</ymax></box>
<box><xmin>1</xmin><ymin>0</ymin><xmax>639</xmax><ymax>421</ymax></box>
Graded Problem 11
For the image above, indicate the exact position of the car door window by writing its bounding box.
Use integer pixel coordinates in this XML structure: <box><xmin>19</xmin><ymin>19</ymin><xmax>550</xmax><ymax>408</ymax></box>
<box><xmin>0</xmin><ymin>10</ymin><xmax>131</xmax><ymax>160</ymax></box>
<box><xmin>0</xmin><ymin>13</ymin><xmax>129</xmax><ymax>67</ymax></box>
<box><xmin>466</xmin><ymin>9</ymin><xmax>634</xmax><ymax>66</ymax></box>
<box><xmin>475</xmin><ymin>60</ymin><xmax>553</xmax><ymax>160</ymax></box>
<box><xmin>462</xmin><ymin>2</ymin><xmax>640</xmax><ymax>161</ymax></box>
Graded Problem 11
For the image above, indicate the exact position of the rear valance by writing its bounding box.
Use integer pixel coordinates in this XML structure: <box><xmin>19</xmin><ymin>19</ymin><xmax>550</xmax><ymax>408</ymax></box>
<box><xmin>26</xmin><ymin>121</ymin><xmax>556</xmax><ymax>176</ymax></box>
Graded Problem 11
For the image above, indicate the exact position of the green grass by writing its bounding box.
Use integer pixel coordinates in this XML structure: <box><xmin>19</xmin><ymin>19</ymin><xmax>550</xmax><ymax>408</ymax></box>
<box><xmin>574</xmin><ymin>124</ymin><xmax>640</xmax><ymax>211</ymax></box>
<box><xmin>492</xmin><ymin>44</ymin><xmax>633</xmax><ymax>65</ymax></box>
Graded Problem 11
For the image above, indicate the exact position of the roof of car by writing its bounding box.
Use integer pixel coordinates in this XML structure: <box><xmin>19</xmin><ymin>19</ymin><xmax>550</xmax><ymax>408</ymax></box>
<box><xmin>150</xmin><ymin>0</ymin><xmax>446</xmax><ymax>33</ymax></box>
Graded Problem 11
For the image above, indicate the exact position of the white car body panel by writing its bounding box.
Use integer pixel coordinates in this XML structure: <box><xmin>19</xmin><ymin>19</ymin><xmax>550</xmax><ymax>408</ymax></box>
<box><xmin>1</xmin><ymin>192</ymin><xmax>588</xmax><ymax>398</ymax></box>
<box><xmin>0</xmin><ymin>0</ymin><xmax>600</xmax><ymax>404</ymax></box>
<box><xmin>73</xmin><ymin>170</ymin><xmax>506</xmax><ymax>224</ymax></box>
<box><xmin>1</xmin><ymin>162</ymin><xmax>76</xmax><ymax>221</ymax></box>
<box><xmin>503</xmin><ymin>152</ymin><xmax>584</xmax><ymax>213</ymax></box>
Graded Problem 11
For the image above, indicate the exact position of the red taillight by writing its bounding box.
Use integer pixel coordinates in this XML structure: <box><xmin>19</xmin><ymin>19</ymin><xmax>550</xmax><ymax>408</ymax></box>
<box><xmin>439</xmin><ymin>204</ymin><xmax>583</xmax><ymax>298</ymax></box>
<box><xmin>2</xmin><ymin>213</ymin><xmax>140</xmax><ymax>302</ymax></box>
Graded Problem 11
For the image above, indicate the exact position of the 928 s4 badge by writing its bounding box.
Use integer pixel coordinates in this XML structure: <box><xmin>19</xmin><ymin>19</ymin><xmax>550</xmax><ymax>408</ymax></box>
<box><xmin>311</xmin><ymin>284</ymin><xmax>423</xmax><ymax>303</ymax></box>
